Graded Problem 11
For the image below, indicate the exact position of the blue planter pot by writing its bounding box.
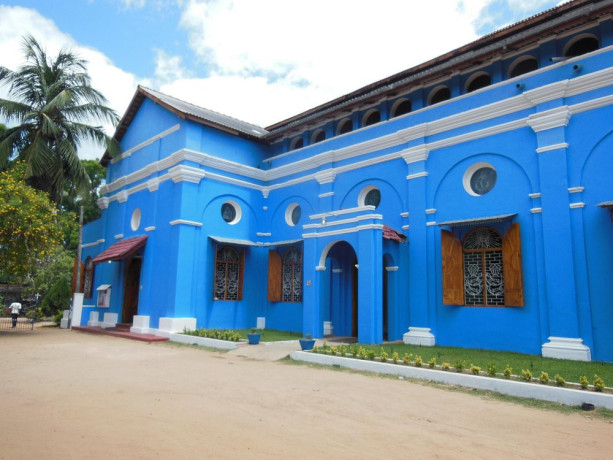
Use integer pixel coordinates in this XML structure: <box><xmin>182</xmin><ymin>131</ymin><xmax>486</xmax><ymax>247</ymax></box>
<box><xmin>247</xmin><ymin>333</ymin><xmax>261</xmax><ymax>345</ymax></box>
<box><xmin>299</xmin><ymin>339</ymin><xmax>316</xmax><ymax>351</ymax></box>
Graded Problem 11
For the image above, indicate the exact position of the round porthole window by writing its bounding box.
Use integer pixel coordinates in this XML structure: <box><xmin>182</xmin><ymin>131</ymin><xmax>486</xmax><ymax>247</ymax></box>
<box><xmin>285</xmin><ymin>203</ymin><xmax>301</xmax><ymax>226</ymax></box>
<box><xmin>358</xmin><ymin>185</ymin><xmax>381</xmax><ymax>209</ymax></box>
<box><xmin>130</xmin><ymin>208</ymin><xmax>141</xmax><ymax>231</ymax></box>
<box><xmin>221</xmin><ymin>201</ymin><xmax>241</xmax><ymax>225</ymax></box>
<box><xmin>464</xmin><ymin>162</ymin><xmax>497</xmax><ymax>196</ymax></box>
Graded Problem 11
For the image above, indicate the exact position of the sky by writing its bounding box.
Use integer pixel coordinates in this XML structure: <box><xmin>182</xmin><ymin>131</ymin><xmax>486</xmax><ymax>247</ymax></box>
<box><xmin>0</xmin><ymin>0</ymin><xmax>562</xmax><ymax>159</ymax></box>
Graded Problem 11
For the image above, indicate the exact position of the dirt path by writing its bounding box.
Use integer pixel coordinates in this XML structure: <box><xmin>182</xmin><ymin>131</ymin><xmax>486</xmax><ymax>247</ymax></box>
<box><xmin>0</xmin><ymin>328</ymin><xmax>611</xmax><ymax>459</ymax></box>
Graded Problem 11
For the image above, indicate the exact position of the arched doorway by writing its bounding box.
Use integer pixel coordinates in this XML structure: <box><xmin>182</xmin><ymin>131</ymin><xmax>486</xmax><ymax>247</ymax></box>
<box><xmin>323</xmin><ymin>241</ymin><xmax>358</xmax><ymax>339</ymax></box>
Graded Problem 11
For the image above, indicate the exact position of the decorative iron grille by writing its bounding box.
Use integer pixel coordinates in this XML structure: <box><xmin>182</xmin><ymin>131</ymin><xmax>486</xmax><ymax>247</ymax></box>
<box><xmin>215</xmin><ymin>246</ymin><xmax>240</xmax><ymax>300</ymax></box>
<box><xmin>282</xmin><ymin>248</ymin><xmax>302</xmax><ymax>302</ymax></box>
<box><xmin>463</xmin><ymin>227</ymin><xmax>504</xmax><ymax>306</ymax></box>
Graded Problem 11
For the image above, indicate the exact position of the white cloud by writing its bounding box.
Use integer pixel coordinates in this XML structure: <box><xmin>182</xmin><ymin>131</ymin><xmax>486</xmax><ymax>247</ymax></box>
<box><xmin>175</xmin><ymin>0</ymin><xmax>492</xmax><ymax>126</ymax></box>
<box><xmin>0</xmin><ymin>5</ymin><xmax>142</xmax><ymax>159</ymax></box>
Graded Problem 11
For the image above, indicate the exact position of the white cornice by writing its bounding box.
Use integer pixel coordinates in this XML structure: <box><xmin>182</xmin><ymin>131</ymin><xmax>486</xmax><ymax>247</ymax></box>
<box><xmin>145</xmin><ymin>226</ymin><xmax>156</xmax><ymax>232</ymax></box>
<box><xmin>302</xmin><ymin>223</ymin><xmax>384</xmax><ymax>239</ymax></box>
<box><xmin>99</xmin><ymin>68</ymin><xmax>613</xmax><ymax>205</ymax></box>
<box><xmin>526</xmin><ymin>106</ymin><xmax>572</xmax><ymax>133</ymax></box>
<box><xmin>530</xmin><ymin>208</ymin><xmax>542</xmax><ymax>214</ymax></box>
<box><xmin>568</xmin><ymin>187</ymin><xmax>584</xmax><ymax>194</ymax></box>
<box><xmin>570</xmin><ymin>203</ymin><xmax>585</xmax><ymax>209</ymax></box>
<box><xmin>529</xmin><ymin>193</ymin><xmax>541</xmax><ymax>199</ymax></box>
<box><xmin>310</xmin><ymin>205</ymin><xmax>375</xmax><ymax>220</ymax></box>
<box><xmin>318</xmin><ymin>192</ymin><xmax>334</xmax><ymax>198</ymax></box>
<box><xmin>315</xmin><ymin>170</ymin><xmax>336</xmax><ymax>184</ymax></box>
<box><xmin>168</xmin><ymin>165</ymin><xmax>206</xmax><ymax>184</ymax></box>
<box><xmin>303</xmin><ymin>213</ymin><xmax>382</xmax><ymax>229</ymax></box>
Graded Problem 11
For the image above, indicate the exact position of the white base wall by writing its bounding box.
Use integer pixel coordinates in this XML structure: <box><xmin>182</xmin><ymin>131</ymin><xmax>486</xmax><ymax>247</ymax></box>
<box><xmin>542</xmin><ymin>337</ymin><xmax>591</xmax><ymax>361</ymax></box>
<box><xmin>87</xmin><ymin>311</ymin><xmax>99</xmax><ymax>327</ymax></box>
<box><xmin>130</xmin><ymin>315</ymin><xmax>151</xmax><ymax>334</ymax></box>
<box><xmin>403</xmin><ymin>327</ymin><xmax>435</xmax><ymax>346</ymax></box>
<box><xmin>100</xmin><ymin>312</ymin><xmax>118</xmax><ymax>329</ymax></box>
<box><xmin>155</xmin><ymin>317</ymin><xmax>197</xmax><ymax>337</ymax></box>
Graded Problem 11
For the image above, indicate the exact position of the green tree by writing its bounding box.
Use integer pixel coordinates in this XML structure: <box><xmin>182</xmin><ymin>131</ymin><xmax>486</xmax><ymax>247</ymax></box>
<box><xmin>62</xmin><ymin>158</ymin><xmax>107</xmax><ymax>225</ymax></box>
<box><xmin>0</xmin><ymin>35</ymin><xmax>119</xmax><ymax>204</ymax></box>
<box><xmin>0</xmin><ymin>163</ymin><xmax>68</xmax><ymax>279</ymax></box>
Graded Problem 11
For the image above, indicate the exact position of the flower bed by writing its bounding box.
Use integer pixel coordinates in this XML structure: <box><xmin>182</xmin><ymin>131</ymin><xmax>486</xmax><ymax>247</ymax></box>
<box><xmin>289</xmin><ymin>343</ymin><xmax>613</xmax><ymax>409</ymax></box>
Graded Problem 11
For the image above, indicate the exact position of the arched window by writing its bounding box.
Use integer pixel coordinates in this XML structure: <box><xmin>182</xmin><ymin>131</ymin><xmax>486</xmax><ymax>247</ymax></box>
<box><xmin>509</xmin><ymin>56</ymin><xmax>538</xmax><ymax>78</ymax></box>
<box><xmin>466</xmin><ymin>73</ymin><xmax>491</xmax><ymax>93</ymax></box>
<box><xmin>441</xmin><ymin>224</ymin><xmax>524</xmax><ymax>307</ymax></box>
<box><xmin>83</xmin><ymin>257</ymin><xmax>94</xmax><ymax>298</ymax></box>
<box><xmin>290</xmin><ymin>137</ymin><xmax>304</xmax><ymax>150</ymax></box>
<box><xmin>564</xmin><ymin>34</ymin><xmax>599</xmax><ymax>57</ymax></box>
<box><xmin>282</xmin><ymin>248</ymin><xmax>302</xmax><ymax>302</ymax></box>
<box><xmin>337</xmin><ymin>118</ymin><xmax>353</xmax><ymax>135</ymax></box>
<box><xmin>429</xmin><ymin>86</ymin><xmax>451</xmax><ymax>105</ymax></box>
<box><xmin>214</xmin><ymin>246</ymin><xmax>243</xmax><ymax>301</ymax></box>
<box><xmin>312</xmin><ymin>129</ymin><xmax>325</xmax><ymax>144</ymax></box>
<box><xmin>363</xmin><ymin>109</ymin><xmax>381</xmax><ymax>127</ymax></box>
<box><xmin>391</xmin><ymin>99</ymin><xmax>412</xmax><ymax>118</ymax></box>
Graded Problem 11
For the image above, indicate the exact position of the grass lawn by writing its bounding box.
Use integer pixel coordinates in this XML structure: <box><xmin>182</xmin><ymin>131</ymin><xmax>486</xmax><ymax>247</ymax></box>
<box><xmin>347</xmin><ymin>342</ymin><xmax>612</xmax><ymax>385</ymax></box>
<box><xmin>236</xmin><ymin>329</ymin><xmax>302</xmax><ymax>342</ymax></box>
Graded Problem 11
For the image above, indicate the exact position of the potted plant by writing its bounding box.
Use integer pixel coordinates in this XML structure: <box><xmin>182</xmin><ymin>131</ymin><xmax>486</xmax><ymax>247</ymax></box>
<box><xmin>299</xmin><ymin>333</ymin><xmax>316</xmax><ymax>351</ymax></box>
<box><xmin>247</xmin><ymin>328</ymin><xmax>261</xmax><ymax>345</ymax></box>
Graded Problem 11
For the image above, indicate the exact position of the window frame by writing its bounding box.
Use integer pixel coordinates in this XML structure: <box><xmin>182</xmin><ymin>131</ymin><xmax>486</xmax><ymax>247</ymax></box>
<box><xmin>441</xmin><ymin>223</ymin><xmax>524</xmax><ymax>307</ymax></box>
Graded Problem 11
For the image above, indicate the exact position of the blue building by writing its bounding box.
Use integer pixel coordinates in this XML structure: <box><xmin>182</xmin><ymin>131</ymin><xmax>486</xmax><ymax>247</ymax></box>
<box><xmin>79</xmin><ymin>0</ymin><xmax>613</xmax><ymax>362</ymax></box>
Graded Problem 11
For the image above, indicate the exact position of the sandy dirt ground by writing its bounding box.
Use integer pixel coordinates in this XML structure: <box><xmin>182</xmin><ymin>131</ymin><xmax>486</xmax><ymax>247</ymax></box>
<box><xmin>0</xmin><ymin>327</ymin><xmax>611</xmax><ymax>460</ymax></box>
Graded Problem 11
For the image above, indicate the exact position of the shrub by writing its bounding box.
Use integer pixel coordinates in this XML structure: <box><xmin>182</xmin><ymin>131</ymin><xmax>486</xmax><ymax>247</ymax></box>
<box><xmin>487</xmin><ymin>363</ymin><xmax>497</xmax><ymax>377</ymax></box>
<box><xmin>312</xmin><ymin>345</ymin><xmax>319</xmax><ymax>353</ymax></box>
<box><xmin>470</xmin><ymin>365</ymin><xmax>481</xmax><ymax>375</ymax></box>
<box><xmin>402</xmin><ymin>353</ymin><xmax>413</xmax><ymax>365</ymax></box>
<box><xmin>521</xmin><ymin>369</ymin><xmax>533</xmax><ymax>382</ymax></box>
<box><xmin>442</xmin><ymin>362</ymin><xmax>450</xmax><ymax>371</ymax></box>
<box><xmin>379</xmin><ymin>349</ymin><xmax>389</xmax><ymax>362</ymax></box>
<box><xmin>392</xmin><ymin>351</ymin><xmax>399</xmax><ymax>364</ymax></box>
<box><xmin>454</xmin><ymin>360</ymin><xmax>466</xmax><ymax>373</ymax></box>
<box><xmin>593</xmin><ymin>375</ymin><xmax>605</xmax><ymax>392</ymax></box>
<box><xmin>428</xmin><ymin>357</ymin><xmax>437</xmax><ymax>368</ymax></box>
<box><xmin>183</xmin><ymin>328</ymin><xmax>241</xmax><ymax>342</ymax></box>
<box><xmin>554</xmin><ymin>374</ymin><xmax>566</xmax><ymax>387</ymax></box>
<box><xmin>579</xmin><ymin>375</ymin><xmax>589</xmax><ymax>389</ymax></box>
<box><xmin>357</xmin><ymin>347</ymin><xmax>367</xmax><ymax>360</ymax></box>
<box><xmin>539</xmin><ymin>371</ymin><xmax>549</xmax><ymax>384</ymax></box>
<box><xmin>414</xmin><ymin>356</ymin><xmax>423</xmax><ymax>367</ymax></box>
<box><xmin>338</xmin><ymin>344</ymin><xmax>347</xmax><ymax>356</ymax></box>
<box><xmin>503</xmin><ymin>365</ymin><xmax>512</xmax><ymax>379</ymax></box>
<box><xmin>366</xmin><ymin>349</ymin><xmax>377</xmax><ymax>360</ymax></box>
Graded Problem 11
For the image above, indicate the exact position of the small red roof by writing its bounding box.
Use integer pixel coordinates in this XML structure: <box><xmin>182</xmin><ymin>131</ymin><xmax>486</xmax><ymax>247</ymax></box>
<box><xmin>92</xmin><ymin>236</ymin><xmax>148</xmax><ymax>264</ymax></box>
<box><xmin>382</xmin><ymin>225</ymin><xmax>407</xmax><ymax>242</ymax></box>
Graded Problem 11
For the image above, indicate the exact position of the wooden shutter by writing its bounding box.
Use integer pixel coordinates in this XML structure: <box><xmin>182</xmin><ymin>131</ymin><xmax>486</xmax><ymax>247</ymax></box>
<box><xmin>238</xmin><ymin>249</ymin><xmax>245</xmax><ymax>301</ymax></box>
<box><xmin>441</xmin><ymin>230</ymin><xmax>464</xmax><ymax>305</ymax></box>
<box><xmin>503</xmin><ymin>222</ymin><xmax>524</xmax><ymax>306</ymax></box>
<box><xmin>268</xmin><ymin>250</ymin><xmax>282</xmax><ymax>302</ymax></box>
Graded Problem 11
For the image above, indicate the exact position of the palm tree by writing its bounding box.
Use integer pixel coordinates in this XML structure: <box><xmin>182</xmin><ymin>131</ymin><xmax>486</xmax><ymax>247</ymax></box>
<box><xmin>0</xmin><ymin>35</ymin><xmax>119</xmax><ymax>203</ymax></box>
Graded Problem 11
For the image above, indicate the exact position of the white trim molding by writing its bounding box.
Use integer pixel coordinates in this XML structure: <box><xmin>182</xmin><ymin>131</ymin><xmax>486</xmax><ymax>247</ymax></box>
<box><xmin>385</xmin><ymin>266</ymin><xmax>399</xmax><ymax>272</ymax></box>
<box><xmin>542</xmin><ymin>337</ymin><xmax>591</xmax><ymax>361</ymax></box>
<box><xmin>568</xmin><ymin>186</ymin><xmax>584</xmax><ymax>193</ymax></box>
<box><xmin>425</xmin><ymin>208</ymin><xmax>436</xmax><ymax>214</ymax></box>
<box><xmin>536</xmin><ymin>143</ymin><xmax>569</xmax><ymax>154</ymax></box>
<box><xmin>318</xmin><ymin>192</ymin><xmax>334</xmax><ymax>198</ymax></box>
<box><xmin>529</xmin><ymin>193</ymin><xmax>541</xmax><ymax>199</ymax></box>
<box><xmin>169</xmin><ymin>219</ymin><xmax>203</xmax><ymax>227</ymax></box>
<box><xmin>530</xmin><ymin>208</ymin><xmax>543</xmax><ymax>214</ymax></box>
<box><xmin>114</xmin><ymin>234</ymin><xmax>124</xmax><ymax>239</ymax></box>
<box><xmin>145</xmin><ymin>226</ymin><xmax>156</xmax><ymax>232</ymax></box>
<box><xmin>570</xmin><ymin>202</ymin><xmax>585</xmax><ymax>209</ymax></box>
<box><xmin>406</xmin><ymin>172</ymin><xmax>428</xmax><ymax>181</ymax></box>
<box><xmin>111</xmin><ymin>124</ymin><xmax>180</xmax><ymax>165</ymax></box>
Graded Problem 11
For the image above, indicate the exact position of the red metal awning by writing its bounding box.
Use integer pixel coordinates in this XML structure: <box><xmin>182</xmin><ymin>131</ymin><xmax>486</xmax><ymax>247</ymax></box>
<box><xmin>92</xmin><ymin>236</ymin><xmax>148</xmax><ymax>264</ymax></box>
<box><xmin>382</xmin><ymin>225</ymin><xmax>407</xmax><ymax>242</ymax></box>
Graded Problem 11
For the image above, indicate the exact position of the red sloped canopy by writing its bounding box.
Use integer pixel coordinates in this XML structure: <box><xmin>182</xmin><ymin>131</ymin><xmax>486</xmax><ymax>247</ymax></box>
<box><xmin>382</xmin><ymin>225</ymin><xmax>407</xmax><ymax>242</ymax></box>
<box><xmin>92</xmin><ymin>236</ymin><xmax>148</xmax><ymax>264</ymax></box>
